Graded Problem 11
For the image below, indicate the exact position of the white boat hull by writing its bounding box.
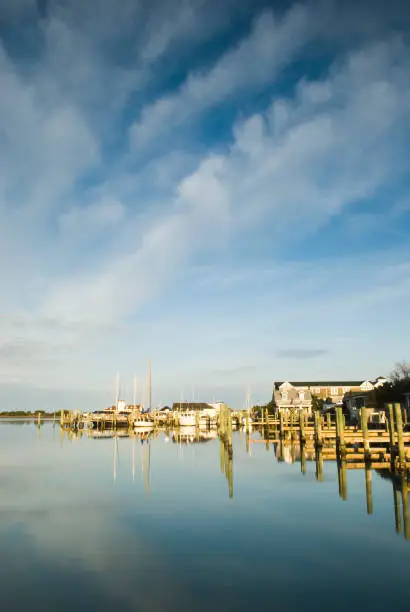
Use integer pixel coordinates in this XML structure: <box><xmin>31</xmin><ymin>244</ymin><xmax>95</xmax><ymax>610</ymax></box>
<box><xmin>134</xmin><ymin>421</ymin><xmax>154</xmax><ymax>431</ymax></box>
<box><xmin>178</xmin><ymin>415</ymin><xmax>196</xmax><ymax>427</ymax></box>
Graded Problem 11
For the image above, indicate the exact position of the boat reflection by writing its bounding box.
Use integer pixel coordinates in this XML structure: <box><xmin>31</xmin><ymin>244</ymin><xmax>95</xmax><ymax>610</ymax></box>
<box><xmin>172</xmin><ymin>427</ymin><xmax>217</xmax><ymax>444</ymax></box>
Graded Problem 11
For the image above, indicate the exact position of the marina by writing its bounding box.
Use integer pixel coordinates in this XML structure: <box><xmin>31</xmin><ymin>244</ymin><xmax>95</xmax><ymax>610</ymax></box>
<box><xmin>56</xmin><ymin>401</ymin><xmax>410</xmax><ymax>531</ymax></box>
<box><xmin>60</xmin><ymin>403</ymin><xmax>410</xmax><ymax>473</ymax></box>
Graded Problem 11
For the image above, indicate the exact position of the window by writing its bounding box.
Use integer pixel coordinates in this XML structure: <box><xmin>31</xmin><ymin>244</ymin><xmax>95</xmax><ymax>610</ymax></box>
<box><xmin>331</xmin><ymin>387</ymin><xmax>338</xmax><ymax>396</ymax></box>
<box><xmin>299</xmin><ymin>391</ymin><xmax>305</xmax><ymax>400</ymax></box>
<box><xmin>282</xmin><ymin>392</ymin><xmax>288</xmax><ymax>401</ymax></box>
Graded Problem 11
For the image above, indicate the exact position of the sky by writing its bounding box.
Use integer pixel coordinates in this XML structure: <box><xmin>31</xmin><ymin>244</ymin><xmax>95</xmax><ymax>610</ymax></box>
<box><xmin>0</xmin><ymin>0</ymin><xmax>410</xmax><ymax>410</ymax></box>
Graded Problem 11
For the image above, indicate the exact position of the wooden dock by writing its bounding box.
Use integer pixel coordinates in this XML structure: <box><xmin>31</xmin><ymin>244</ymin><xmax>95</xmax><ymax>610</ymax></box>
<box><xmin>60</xmin><ymin>403</ymin><xmax>410</xmax><ymax>474</ymax></box>
<box><xmin>248</xmin><ymin>404</ymin><xmax>410</xmax><ymax>472</ymax></box>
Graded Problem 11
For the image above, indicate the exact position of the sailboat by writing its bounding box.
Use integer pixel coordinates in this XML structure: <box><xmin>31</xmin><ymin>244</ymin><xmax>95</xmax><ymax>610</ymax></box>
<box><xmin>134</xmin><ymin>360</ymin><xmax>155</xmax><ymax>430</ymax></box>
<box><xmin>242</xmin><ymin>385</ymin><xmax>253</xmax><ymax>429</ymax></box>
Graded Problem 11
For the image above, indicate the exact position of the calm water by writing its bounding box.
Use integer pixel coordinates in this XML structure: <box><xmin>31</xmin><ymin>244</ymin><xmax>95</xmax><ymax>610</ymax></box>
<box><xmin>1</xmin><ymin>421</ymin><xmax>409</xmax><ymax>611</ymax></box>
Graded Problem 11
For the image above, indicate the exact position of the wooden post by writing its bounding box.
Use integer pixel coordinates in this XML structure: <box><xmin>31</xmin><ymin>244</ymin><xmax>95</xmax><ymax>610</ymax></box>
<box><xmin>315</xmin><ymin>447</ymin><xmax>323</xmax><ymax>482</ymax></box>
<box><xmin>314</xmin><ymin>410</ymin><xmax>322</xmax><ymax>447</ymax></box>
<box><xmin>300</xmin><ymin>412</ymin><xmax>305</xmax><ymax>444</ymax></box>
<box><xmin>338</xmin><ymin>459</ymin><xmax>347</xmax><ymax>501</ymax></box>
<box><xmin>279</xmin><ymin>438</ymin><xmax>285</xmax><ymax>462</ymax></box>
<box><xmin>300</xmin><ymin>444</ymin><xmax>306</xmax><ymax>474</ymax></box>
<box><xmin>289</xmin><ymin>411</ymin><xmax>294</xmax><ymax>440</ymax></box>
<box><xmin>361</xmin><ymin>407</ymin><xmax>370</xmax><ymax>461</ymax></box>
<box><xmin>227</xmin><ymin>410</ymin><xmax>233</xmax><ymax>454</ymax></box>
<box><xmin>326</xmin><ymin>412</ymin><xmax>331</xmax><ymax>430</ymax></box>
<box><xmin>365</xmin><ymin>465</ymin><xmax>373</xmax><ymax>515</ymax></box>
<box><xmin>227</xmin><ymin>453</ymin><xmax>233</xmax><ymax>499</ymax></box>
<box><xmin>401</xmin><ymin>473</ymin><xmax>409</xmax><ymax>540</ymax></box>
<box><xmin>336</xmin><ymin>406</ymin><xmax>345</xmax><ymax>458</ymax></box>
<box><xmin>386</xmin><ymin>403</ymin><xmax>395</xmax><ymax>465</ymax></box>
<box><xmin>393</xmin><ymin>481</ymin><xmax>402</xmax><ymax>534</ymax></box>
<box><xmin>279</xmin><ymin>411</ymin><xmax>284</xmax><ymax>438</ymax></box>
<box><xmin>394</xmin><ymin>403</ymin><xmax>405</xmax><ymax>468</ymax></box>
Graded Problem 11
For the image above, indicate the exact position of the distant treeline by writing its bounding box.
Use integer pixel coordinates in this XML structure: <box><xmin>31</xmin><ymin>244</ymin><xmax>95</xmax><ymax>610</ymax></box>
<box><xmin>0</xmin><ymin>410</ymin><xmax>60</xmax><ymax>417</ymax></box>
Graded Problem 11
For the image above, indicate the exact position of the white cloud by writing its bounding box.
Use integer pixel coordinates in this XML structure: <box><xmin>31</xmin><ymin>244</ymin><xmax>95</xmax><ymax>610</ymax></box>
<box><xmin>42</xmin><ymin>36</ymin><xmax>410</xmax><ymax>327</ymax></box>
<box><xmin>59</xmin><ymin>198</ymin><xmax>126</xmax><ymax>234</ymax></box>
<box><xmin>130</xmin><ymin>4</ymin><xmax>314</xmax><ymax>148</ymax></box>
<box><xmin>0</xmin><ymin>44</ymin><xmax>99</xmax><ymax>211</ymax></box>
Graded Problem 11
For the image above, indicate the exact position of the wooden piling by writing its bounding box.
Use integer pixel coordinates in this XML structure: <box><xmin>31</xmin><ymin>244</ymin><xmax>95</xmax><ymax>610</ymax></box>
<box><xmin>361</xmin><ymin>407</ymin><xmax>370</xmax><ymax>460</ymax></box>
<box><xmin>326</xmin><ymin>412</ymin><xmax>331</xmax><ymax>430</ymax></box>
<box><xmin>394</xmin><ymin>403</ymin><xmax>405</xmax><ymax>467</ymax></box>
<box><xmin>300</xmin><ymin>412</ymin><xmax>305</xmax><ymax>444</ymax></box>
<box><xmin>393</xmin><ymin>481</ymin><xmax>402</xmax><ymax>534</ymax></box>
<box><xmin>386</xmin><ymin>403</ymin><xmax>395</xmax><ymax>463</ymax></box>
<box><xmin>300</xmin><ymin>445</ymin><xmax>306</xmax><ymax>474</ymax></box>
<box><xmin>227</xmin><ymin>453</ymin><xmax>233</xmax><ymax>499</ymax></box>
<box><xmin>290</xmin><ymin>411</ymin><xmax>294</xmax><ymax>440</ymax></box>
<box><xmin>336</xmin><ymin>407</ymin><xmax>346</xmax><ymax>458</ymax></box>
<box><xmin>315</xmin><ymin>447</ymin><xmax>323</xmax><ymax>482</ymax></box>
<box><xmin>337</xmin><ymin>458</ymin><xmax>347</xmax><ymax>500</ymax></box>
<box><xmin>365</xmin><ymin>465</ymin><xmax>373</xmax><ymax>515</ymax></box>
<box><xmin>314</xmin><ymin>411</ymin><xmax>322</xmax><ymax>447</ymax></box>
<box><xmin>401</xmin><ymin>473</ymin><xmax>409</xmax><ymax>540</ymax></box>
<box><xmin>227</xmin><ymin>410</ymin><xmax>233</xmax><ymax>456</ymax></box>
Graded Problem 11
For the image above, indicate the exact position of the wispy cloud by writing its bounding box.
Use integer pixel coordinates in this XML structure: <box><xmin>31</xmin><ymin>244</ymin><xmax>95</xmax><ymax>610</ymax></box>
<box><xmin>52</xmin><ymin>35</ymin><xmax>410</xmax><ymax>325</ymax></box>
<box><xmin>277</xmin><ymin>349</ymin><xmax>328</xmax><ymax>360</ymax></box>
<box><xmin>130</xmin><ymin>5</ymin><xmax>314</xmax><ymax>149</ymax></box>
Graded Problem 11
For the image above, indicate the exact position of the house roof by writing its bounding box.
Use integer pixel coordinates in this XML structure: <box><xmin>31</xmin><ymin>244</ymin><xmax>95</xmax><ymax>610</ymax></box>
<box><xmin>274</xmin><ymin>381</ymin><xmax>364</xmax><ymax>389</ymax></box>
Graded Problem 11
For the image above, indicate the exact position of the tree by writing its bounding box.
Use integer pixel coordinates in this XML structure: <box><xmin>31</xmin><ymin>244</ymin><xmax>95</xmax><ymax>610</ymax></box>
<box><xmin>373</xmin><ymin>361</ymin><xmax>410</xmax><ymax>409</ymax></box>
<box><xmin>311</xmin><ymin>394</ymin><xmax>324</xmax><ymax>411</ymax></box>
<box><xmin>265</xmin><ymin>399</ymin><xmax>276</xmax><ymax>415</ymax></box>
<box><xmin>391</xmin><ymin>361</ymin><xmax>410</xmax><ymax>383</ymax></box>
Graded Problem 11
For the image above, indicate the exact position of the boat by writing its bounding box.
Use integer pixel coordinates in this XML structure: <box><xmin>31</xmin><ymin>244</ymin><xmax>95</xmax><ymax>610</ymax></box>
<box><xmin>199</xmin><ymin>415</ymin><xmax>217</xmax><ymax>429</ymax></box>
<box><xmin>178</xmin><ymin>412</ymin><xmax>197</xmax><ymax>426</ymax></box>
<box><xmin>134</xmin><ymin>414</ymin><xmax>154</xmax><ymax>431</ymax></box>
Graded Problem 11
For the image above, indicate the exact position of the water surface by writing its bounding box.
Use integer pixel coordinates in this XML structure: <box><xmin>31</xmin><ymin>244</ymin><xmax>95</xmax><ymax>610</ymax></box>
<box><xmin>0</xmin><ymin>421</ymin><xmax>409</xmax><ymax>611</ymax></box>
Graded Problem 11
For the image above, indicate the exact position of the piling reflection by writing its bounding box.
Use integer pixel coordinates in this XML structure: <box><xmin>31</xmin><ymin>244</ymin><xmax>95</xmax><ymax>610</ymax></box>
<box><xmin>268</xmin><ymin>437</ymin><xmax>410</xmax><ymax>540</ymax></box>
<box><xmin>54</xmin><ymin>421</ymin><xmax>410</xmax><ymax>541</ymax></box>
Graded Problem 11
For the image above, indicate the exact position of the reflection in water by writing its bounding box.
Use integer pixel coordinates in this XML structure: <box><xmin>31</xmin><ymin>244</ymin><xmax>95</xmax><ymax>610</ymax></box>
<box><xmin>1</xmin><ymin>421</ymin><xmax>410</xmax><ymax>612</ymax></box>
<box><xmin>56</xmin><ymin>424</ymin><xmax>410</xmax><ymax>537</ymax></box>
<box><xmin>247</xmin><ymin>430</ymin><xmax>410</xmax><ymax>540</ymax></box>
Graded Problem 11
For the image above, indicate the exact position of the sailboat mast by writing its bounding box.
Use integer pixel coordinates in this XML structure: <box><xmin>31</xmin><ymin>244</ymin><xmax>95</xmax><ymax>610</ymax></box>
<box><xmin>133</xmin><ymin>374</ymin><xmax>137</xmax><ymax>409</ymax></box>
<box><xmin>115</xmin><ymin>372</ymin><xmax>120</xmax><ymax>408</ymax></box>
<box><xmin>147</xmin><ymin>359</ymin><xmax>151</xmax><ymax>411</ymax></box>
<box><xmin>246</xmin><ymin>385</ymin><xmax>252</xmax><ymax>413</ymax></box>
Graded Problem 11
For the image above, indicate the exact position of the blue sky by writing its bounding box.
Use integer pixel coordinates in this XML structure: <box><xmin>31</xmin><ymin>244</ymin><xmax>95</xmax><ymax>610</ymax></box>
<box><xmin>0</xmin><ymin>0</ymin><xmax>410</xmax><ymax>410</ymax></box>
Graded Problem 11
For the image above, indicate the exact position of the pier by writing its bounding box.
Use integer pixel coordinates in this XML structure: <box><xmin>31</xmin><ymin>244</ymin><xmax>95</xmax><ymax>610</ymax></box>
<box><xmin>60</xmin><ymin>403</ymin><xmax>410</xmax><ymax>473</ymax></box>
